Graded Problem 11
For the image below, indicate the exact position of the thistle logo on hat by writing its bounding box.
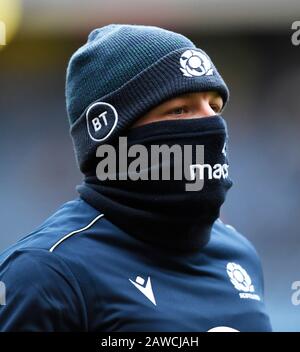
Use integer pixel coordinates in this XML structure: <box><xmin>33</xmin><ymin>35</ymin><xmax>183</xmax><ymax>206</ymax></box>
<box><xmin>86</xmin><ymin>102</ymin><xmax>118</xmax><ymax>142</ymax></box>
<box><xmin>180</xmin><ymin>49</ymin><xmax>214</xmax><ymax>77</ymax></box>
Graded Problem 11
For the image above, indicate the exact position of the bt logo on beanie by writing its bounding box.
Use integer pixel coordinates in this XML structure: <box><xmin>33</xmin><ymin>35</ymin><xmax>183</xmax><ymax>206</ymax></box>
<box><xmin>180</xmin><ymin>49</ymin><xmax>214</xmax><ymax>77</ymax></box>
<box><xmin>86</xmin><ymin>102</ymin><xmax>118</xmax><ymax>142</ymax></box>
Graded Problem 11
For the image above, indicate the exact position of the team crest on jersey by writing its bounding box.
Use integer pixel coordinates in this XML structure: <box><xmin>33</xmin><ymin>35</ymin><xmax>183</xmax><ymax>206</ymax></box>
<box><xmin>226</xmin><ymin>262</ymin><xmax>261</xmax><ymax>301</ymax></box>
<box><xmin>180</xmin><ymin>49</ymin><xmax>214</xmax><ymax>77</ymax></box>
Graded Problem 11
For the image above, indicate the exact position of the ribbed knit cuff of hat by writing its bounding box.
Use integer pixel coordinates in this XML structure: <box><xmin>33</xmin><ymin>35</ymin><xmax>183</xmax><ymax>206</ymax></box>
<box><xmin>70</xmin><ymin>47</ymin><xmax>229</xmax><ymax>174</ymax></box>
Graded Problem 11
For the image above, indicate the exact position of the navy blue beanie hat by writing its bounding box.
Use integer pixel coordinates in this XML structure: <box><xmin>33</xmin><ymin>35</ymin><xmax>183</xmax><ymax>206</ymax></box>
<box><xmin>66</xmin><ymin>24</ymin><xmax>230</xmax><ymax>173</ymax></box>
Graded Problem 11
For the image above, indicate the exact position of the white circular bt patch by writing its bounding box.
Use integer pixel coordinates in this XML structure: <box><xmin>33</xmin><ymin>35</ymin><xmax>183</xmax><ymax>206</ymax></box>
<box><xmin>86</xmin><ymin>102</ymin><xmax>118</xmax><ymax>142</ymax></box>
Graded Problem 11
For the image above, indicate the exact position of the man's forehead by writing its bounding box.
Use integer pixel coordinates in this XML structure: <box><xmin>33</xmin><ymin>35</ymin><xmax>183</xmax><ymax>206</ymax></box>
<box><xmin>163</xmin><ymin>91</ymin><xmax>222</xmax><ymax>104</ymax></box>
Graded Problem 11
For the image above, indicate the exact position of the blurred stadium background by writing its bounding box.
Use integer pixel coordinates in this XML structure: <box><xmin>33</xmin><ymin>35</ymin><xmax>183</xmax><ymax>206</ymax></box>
<box><xmin>0</xmin><ymin>0</ymin><xmax>299</xmax><ymax>331</ymax></box>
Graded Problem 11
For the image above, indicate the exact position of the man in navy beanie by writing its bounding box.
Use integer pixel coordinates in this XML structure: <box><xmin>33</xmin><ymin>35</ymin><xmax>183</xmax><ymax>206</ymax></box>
<box><xmin>0</xmin><ymin>24</ymin><xmax>272</xmax><ymax>332</ymax></box>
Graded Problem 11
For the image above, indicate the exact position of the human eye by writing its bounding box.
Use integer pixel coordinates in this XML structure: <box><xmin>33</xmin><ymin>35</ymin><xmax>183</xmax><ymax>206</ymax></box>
<box><xmin>210</xmin><ymin>104</ymin><xmax>222</xmax><ymax>113</ymax></box>
<box><xmin>167</xmin><ymin>106</ymin><xmax>189</xmax><ymax>115</ymax></box>
<box><xmin>210</xmin><ymin>96</ymin><xmax>223</xmax><ymax>113</ymax></box>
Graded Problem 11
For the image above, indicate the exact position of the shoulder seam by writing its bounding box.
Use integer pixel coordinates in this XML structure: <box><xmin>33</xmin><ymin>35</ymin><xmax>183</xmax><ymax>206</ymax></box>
<box><xmin>49</xmin><ymin>214</ymin><xmax>104</xmax><ymax>252</ymax></box>
<box><xmin>49</xmin><ymin>249</ymin><xmax>90</xmax><ymax>330</ymax></box>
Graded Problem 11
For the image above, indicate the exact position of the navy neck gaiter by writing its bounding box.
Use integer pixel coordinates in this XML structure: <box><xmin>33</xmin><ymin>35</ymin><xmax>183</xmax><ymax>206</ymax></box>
<box><xmin>78</xmin><ymin>115</ymin><xmax>233</xmax><ymax>253</ymax></box>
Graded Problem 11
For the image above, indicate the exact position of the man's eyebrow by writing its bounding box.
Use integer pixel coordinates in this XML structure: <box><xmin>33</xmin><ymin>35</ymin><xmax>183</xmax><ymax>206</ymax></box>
<box><xmin>210</xmin><ymin>91</ymin><xmax>222</xmax><ymax>98</ymax></box>
<box><xmin>160</xmin><ymin>96</ymin><xmax>188</xmax><ymax>107</ymax></box>
<box><xmin>161</xmin><ymin>91</ymin><xmax>223</xmax><ymax>107</ymax></box>
<box><xmin>168</xmin><ymin>93</ymin><xmax>196</xmax><ymax>103</ymax></box>
<box><xmin>185</xmin><ymin>91</ymin><xmax>222</xmax><ymax>100</ymax></box>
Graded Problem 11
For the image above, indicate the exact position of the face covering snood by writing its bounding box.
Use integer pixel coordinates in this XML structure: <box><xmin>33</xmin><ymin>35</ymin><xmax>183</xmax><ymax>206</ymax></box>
<box><xmin>78</xmin><ymin>115</ymin><xmax>233</xmax><ymax>253</ymax></box>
